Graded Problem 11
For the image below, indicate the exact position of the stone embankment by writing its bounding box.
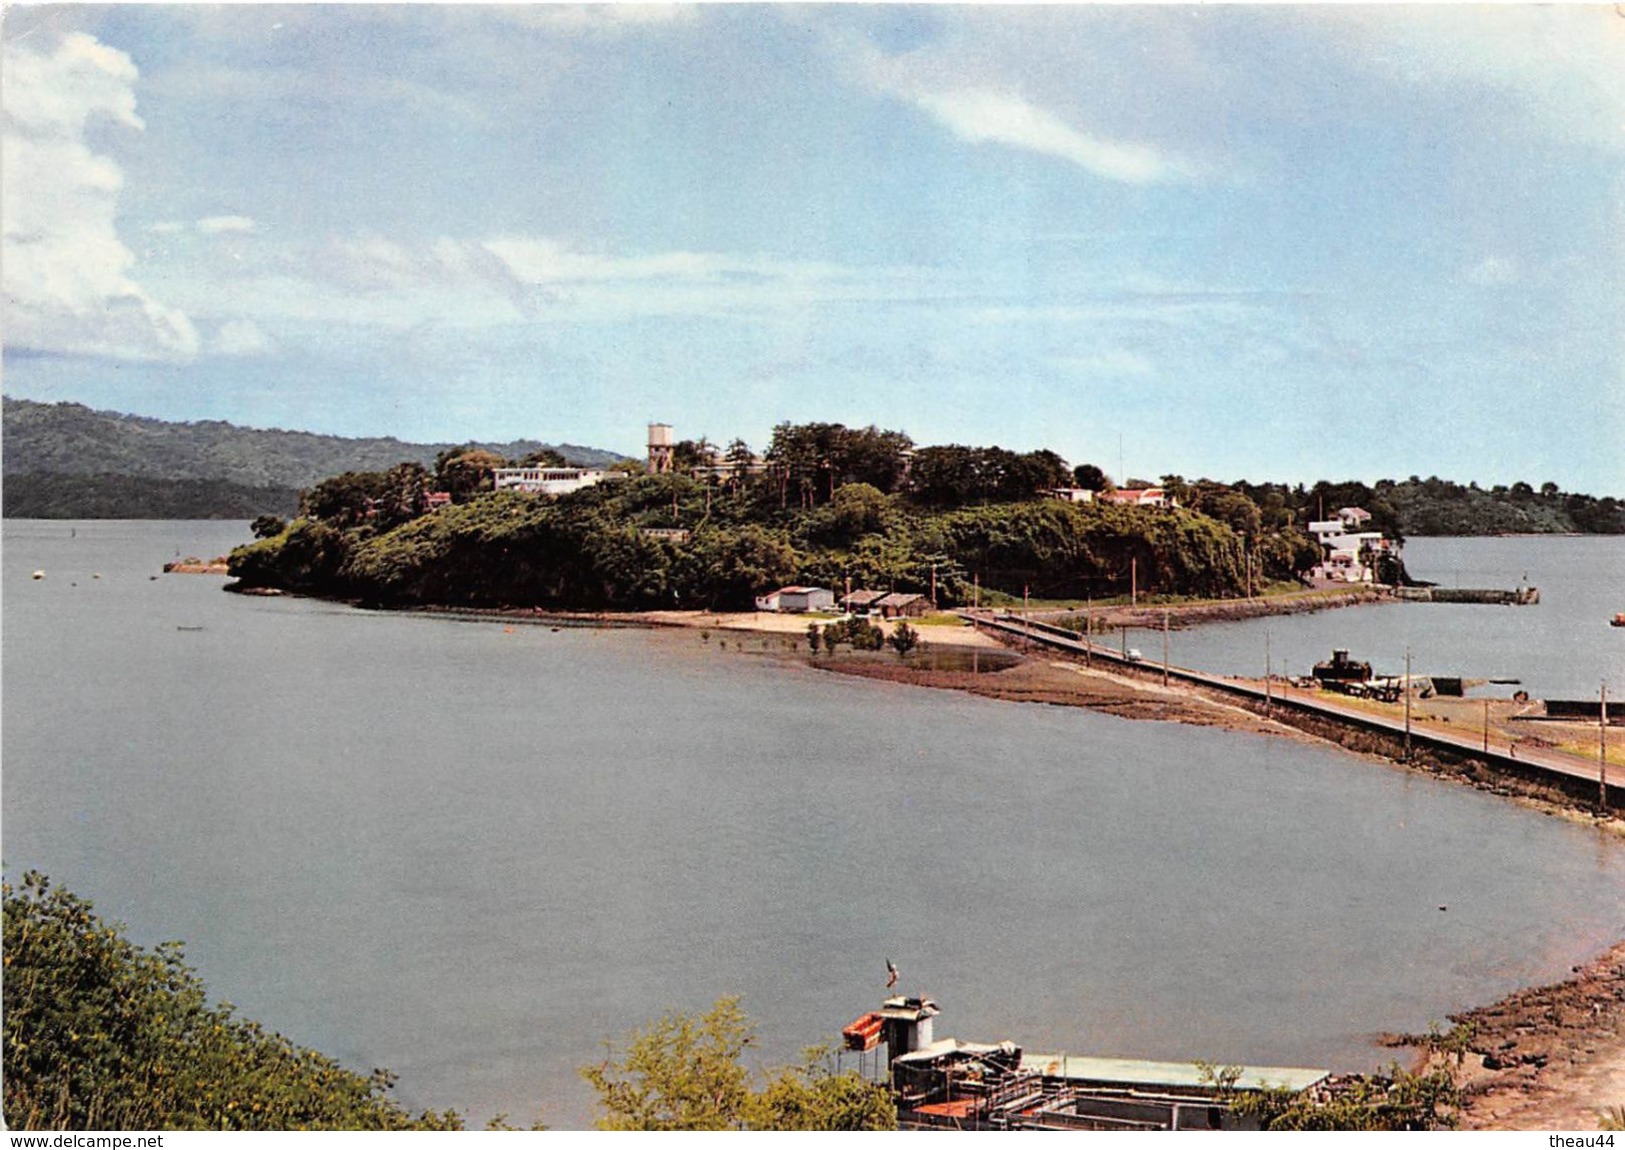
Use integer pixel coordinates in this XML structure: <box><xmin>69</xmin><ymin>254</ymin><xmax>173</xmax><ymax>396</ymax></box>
<box><xmin>1034</xmin><ymin>587</ymin><xmax>1390</xmax><ymax>631</ymax></box>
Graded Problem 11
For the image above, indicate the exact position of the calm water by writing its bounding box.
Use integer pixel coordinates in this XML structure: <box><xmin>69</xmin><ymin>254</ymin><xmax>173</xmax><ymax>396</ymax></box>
<box><xmin>1163</xmin><ymin>536</ymin><xmax>1624</xmax><ymax>698</ymax></box>
<box><xmin>4</xmin><ymin>522</ymin><xmax>1623</xmax><ymax>1128</ymax></box>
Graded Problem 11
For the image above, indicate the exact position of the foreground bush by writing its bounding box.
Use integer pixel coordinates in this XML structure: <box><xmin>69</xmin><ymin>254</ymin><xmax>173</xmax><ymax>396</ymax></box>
<box><xmin>2</xmin><ymin>872</ymin><xmax>461</xmax><ymax>1131</ymax></box>
<box><xmin>581</xmin><ymin>997</ymin><xmax>896</xmax><ymax>1131</ymax></box>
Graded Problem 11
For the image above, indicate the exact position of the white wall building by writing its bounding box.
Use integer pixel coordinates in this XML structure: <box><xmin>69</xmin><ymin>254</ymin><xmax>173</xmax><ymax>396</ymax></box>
<box><xmin>1308</xmin><ymin>507</ymin><xmax>1396</xmax><ymax>583</ymax></box>
<box><xmin>492</xmin><ymin>466</ymin><xmax>620</xmax><ymax>496</ymax></box>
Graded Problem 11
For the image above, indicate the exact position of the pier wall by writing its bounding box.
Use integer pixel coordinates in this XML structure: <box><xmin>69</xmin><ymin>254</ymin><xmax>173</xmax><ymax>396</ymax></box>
<box><xmin>967</xmin><ymin>612</ymin><xmax>1617</xmax><ymax>813</ymax></box>
<box><xmin>1394</xmin><ymin>587</ymin><xmax>1539</xmax><ymax>605</ymax></box>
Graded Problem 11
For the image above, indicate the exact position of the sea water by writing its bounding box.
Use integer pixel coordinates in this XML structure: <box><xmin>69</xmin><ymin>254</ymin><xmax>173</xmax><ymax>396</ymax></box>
<box><xmin>4</xmin><ymin>521</ymin><xmax>1622</xmax><ymax>1127</ymax></box>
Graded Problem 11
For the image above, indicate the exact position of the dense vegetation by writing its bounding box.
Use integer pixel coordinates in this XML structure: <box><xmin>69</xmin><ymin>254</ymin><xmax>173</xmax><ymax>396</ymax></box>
<box><xmin>229</xmin><ymin>423</ymin><xmax>1308</xmax><ymax>608</ymax></box>
<box><xmin>580</xmin><ymin>997</ymin><xmax>895</xmax><ymax>1131</ymax></box>
<box><xmin>1226</xmin><ymin>476</ymin><xmax>1625</xmax><ymax>537</ymax></box>
<box><xmin>8</xmin><ymin>397</ymin><xmax>1619</xmax><ymax>533</ymax></box>
<box><xmin>1</xmin><ymin>397</ymin><xmax>624</xmax><ymax>518</ymax></box>
<box><xmin>2</xmin><ymin>872</ymin><xmax>463</xmax><ymax>1131</ymax></box>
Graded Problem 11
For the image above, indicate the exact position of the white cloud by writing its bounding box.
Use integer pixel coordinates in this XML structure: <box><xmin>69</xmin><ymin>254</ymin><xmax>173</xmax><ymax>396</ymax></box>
<box><xmin>2</xmin><ymin>32</ymin><xmax>199</xmax><ymax>360</ymax></box>
<box><xmin>212</xmin><ymin>318</ymin><xmax>272</xmax><ymax>356</ymax></box>
<box><xmin>914</xmin><ymin>87</ymin><xmax>1185</xmax><ymax>185</ymax></box>
<box><xmin>1316</xmin><ymin>7</ymin><xmax>1625</xmax><ymax>153</ymax></box>
<box><xmin>197</xmin><ymin>215</ymin><xmax>257</xmax><ymax>235</ymax></box>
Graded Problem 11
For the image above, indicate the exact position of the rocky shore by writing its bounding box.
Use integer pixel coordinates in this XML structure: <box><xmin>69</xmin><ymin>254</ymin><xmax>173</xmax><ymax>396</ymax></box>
<box><xmin>1439</xmin><ymin>941</ymin><xmax>1625</xmax><ymax>1130</ymax></box>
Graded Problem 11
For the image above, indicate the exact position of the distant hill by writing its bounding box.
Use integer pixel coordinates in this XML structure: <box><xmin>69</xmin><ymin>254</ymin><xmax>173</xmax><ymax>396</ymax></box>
<box><xmin>2</xmin><ymin>397</ymin><xmax>629</xmax><ymax>519</ymax></box>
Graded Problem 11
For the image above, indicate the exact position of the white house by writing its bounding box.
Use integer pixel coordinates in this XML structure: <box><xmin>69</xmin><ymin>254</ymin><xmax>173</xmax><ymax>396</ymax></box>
<box><xmin>492</xmin><ymin>466</ymin><xmax>621</xmax><ymax>496</ymax></box>
<box><xmin>756</xmin><ymin>586</ymin><xmax>834</xmax><ymax>613</ymax></box>
<box><xmin>1099</xmin><ymin>486</ymin><xmax>1174</xmax><ymax>508</ymax></box>
<box><xmin>1049</xmin><ymin>487</ymin><xmax>1095</xmax><ymax>504</ymax></box>
<box><xmin>1308</xmin><ymin>507</ymin><xmax>1396</xmax><ymax>583</ymax></box>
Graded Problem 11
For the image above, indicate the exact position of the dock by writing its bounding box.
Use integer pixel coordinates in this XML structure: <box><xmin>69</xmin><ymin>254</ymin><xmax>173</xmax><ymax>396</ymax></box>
<box><xmin>1393</xmin><ymin>586</ymin><xmax>1539</xmax><ymax>605</ymax></box>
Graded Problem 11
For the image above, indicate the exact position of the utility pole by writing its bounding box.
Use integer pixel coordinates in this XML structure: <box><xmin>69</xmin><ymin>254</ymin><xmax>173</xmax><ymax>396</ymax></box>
<box><xmin>1131</xmin><ymin>556</ymin><xmax>1138</xmax><ymax>608</ymax></box>
<box><xmin>1602</xmin><ymin>682</ymin><xmax>1610</xmax><ymax>809</ymax></box>
<box><xmin>1084</xmin><ymin>595</ymin><xmax>1092</xmax><ymax>667</ymax></box>
<box><xmin>930</xmin><ymin>562</ymin><xmax>938</xmax><ymax>609</ymax></box>
<box><xmin>1023</xmin><ymin>584</ymin><xmax>1030</xmax><ymax>651</ymax></box>
<box><xmin>1483</xmin><ymin>696</ymin><xmax>1490</xmax><ymax>755</ymax></box>
<box><xmin>973</xmin><ymin>572</ymin><xmax>980</xmax><ymax>610</ymax></box>
<box><xmin>1265</xmin><ymin>629</ymin><xmax>1272</xmax><ymax>711</ymax></box>
<box><xmin>1404</xmin><ymin>646</ymin><xmax>1413</xmax><ymax>762</ymax></box>
<box><xmin>1162</xmin><ymin>610</ymin><xmax>1170</xmax><ymax>688</ymax></box>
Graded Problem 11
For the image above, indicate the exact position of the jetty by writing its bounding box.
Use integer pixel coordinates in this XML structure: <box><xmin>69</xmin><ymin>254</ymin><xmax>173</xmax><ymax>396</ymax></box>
<box><xmin>1394</xmin><ymin>586</ymin><xmax>1539</xmax><ymax>605</ymax></box>
<box><xmin>962</xmin><ymin>611</ymin><xmax>1615</xmax><ymax>810</ymax></box>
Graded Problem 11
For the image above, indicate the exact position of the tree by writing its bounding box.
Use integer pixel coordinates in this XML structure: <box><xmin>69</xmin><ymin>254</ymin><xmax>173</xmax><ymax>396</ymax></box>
<box><xmin>299</xmin><ymin>470</ymin><xmax>391</xmax><ymax>526</ymax></box>
<box><xmin>435</xmin><ymin>449</ymin><xmax>505</xmax><ymax>502</ymax></box>
<box><xmin>580</xmin><ymin>998</ymin><xmax>756</xmax><ymax>1130</ymax></box>
<box><xmin>2</xmin><ymin>872</ymin><xmax>462</xmax><ymax>1131</ymax></box>
<box><xmin>580</xmin><ymin>999</ymin><xmax>894</xmax><ymax>1132</ymax></box>
<box><xmin>887</xmin><ymin>620</ymin><xmax>920</xmax><ymax>657</ymax></box>
<box><xmin>250</xmin><ymin>514</ymin><xmax>287</xmax><ymax>539</ymax></box>
<box><xmin>748</xmin><ymin>1048</ymin><xmax>897</xmax><ymax>1131</ymax></box>
<box><xmin>1072</xmin><ymin>463</ymin><xmax>1112</xmax><ymax>492</ymax></box>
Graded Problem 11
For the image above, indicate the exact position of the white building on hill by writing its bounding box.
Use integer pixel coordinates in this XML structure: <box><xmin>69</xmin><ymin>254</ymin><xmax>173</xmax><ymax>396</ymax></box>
<box><xmin>492</xmin><ymin>466</ymin><xmax>620</xmax><ymax>496</ymax></box>
<box><xmin>1308</xmin><ymin>506</ymin><xmax>1396</xmax><ymax>583</ymax></box>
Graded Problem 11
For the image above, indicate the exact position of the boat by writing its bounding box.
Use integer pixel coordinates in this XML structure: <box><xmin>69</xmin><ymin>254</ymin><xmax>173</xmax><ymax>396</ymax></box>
<box><xmin>1313</xmin><ymin>648</ymin><xmax>1372</xmax><ymax>684</ymax></box>
<box><xmin>1613</xmin><ymin>613</ymin><xmax>1625</xmax><ymax>627</ymax></box>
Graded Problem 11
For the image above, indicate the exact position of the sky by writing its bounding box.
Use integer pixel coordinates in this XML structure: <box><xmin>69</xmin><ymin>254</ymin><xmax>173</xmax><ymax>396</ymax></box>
<box><xmin>2</xmin><ymin>3</ymin><xmax>1622</xmax><ymax>492</ymax></box>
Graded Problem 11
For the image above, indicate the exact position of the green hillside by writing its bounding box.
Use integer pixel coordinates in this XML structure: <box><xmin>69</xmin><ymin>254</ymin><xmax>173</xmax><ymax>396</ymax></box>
<box><xmin>1</xmin><ymin>397</ymin><xmax>627</xmax><ymax>519</ymax></box>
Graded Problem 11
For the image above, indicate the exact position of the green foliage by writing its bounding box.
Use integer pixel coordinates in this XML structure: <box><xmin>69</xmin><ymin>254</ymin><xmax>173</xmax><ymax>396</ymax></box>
<box><xmin>909</xmin><ymin>444</ymin><xmax>1070</xmax><ymax>507</ymax></box>
<box><xmin>1231</xmin><ymin>1066</ymin><xmax>1460</xmax><ymax>1131</ymax></box>
<box><xmin>580</xmin><ymin>999</ymin><xmax>894</xmax><ymax>1132</ymax></box>
<box><xmin>764</xmin><ymin>422</ymin><xmax>913</xmax><ymax>509</ymax></box>
<box><xmin>250</xmin><ymin>513</ymin><xmax>288</xmax><ymax>539</ymax></box>
<box><xmin>434</xmin><ymin>448</ymin><xmax>505</xmax><ymax>502</ymax></box>
<box><xmin>749</xmin><ymin>1047</ymin><xmax>897</xmax><ymax>1131</ymax></box>
<box><xmin>1199</xmin><ymin>1056</ymin><xmax>1460</xmax><ymax>1131</ymax></box>
<box><xmin>580</xmin><ymin>997</ymin><xmax>755</xmax><ymax>1130</ymax></box>
<box><xmin>822</xmin><ymin>616</ymin><xmax>886</xmax><ymax>651</ymax></box>
<box><xmin>888</xmin><ymin>620</ymin><xmax>920</xmax><ymax>656</ymax></box>
<box><xmin>2</xmin><ymin>871</ymin><xmax>462</xmax><ymax>1131</ymax></box>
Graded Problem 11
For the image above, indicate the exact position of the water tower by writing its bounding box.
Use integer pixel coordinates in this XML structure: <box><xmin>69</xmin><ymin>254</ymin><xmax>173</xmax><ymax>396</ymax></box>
<box><xmin>647</xmin><ymin>423</ymin><xmax>674</xmax><ymax>474</ymax></box>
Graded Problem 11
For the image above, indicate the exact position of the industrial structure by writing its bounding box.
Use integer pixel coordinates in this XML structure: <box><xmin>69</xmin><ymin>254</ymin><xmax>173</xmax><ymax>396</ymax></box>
<box><xmin>646</xmin><ymin>422</ymin><xmax>675</xmax><ymax>475</ymax></box>
<box><xmin>842</xmin><ymin>996</ymin><xmax>1328</xmax><ymax>1131</ymax></box>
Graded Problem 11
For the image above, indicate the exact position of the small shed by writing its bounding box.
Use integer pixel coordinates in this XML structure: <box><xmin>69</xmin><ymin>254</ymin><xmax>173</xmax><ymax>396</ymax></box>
<box><xmin>777</xmin><ymin>586</ymin><xmax>835</xmax><ymax>613</ymax></box>
<box><xmin>876</xmin><ymin>592</ymin><xmax>929</xmax><ymax>618</ymax></box>
<box><xmin>842</xmin><ymin>589</ymin><xmax>888</xmax><ymax>615</ymax></box>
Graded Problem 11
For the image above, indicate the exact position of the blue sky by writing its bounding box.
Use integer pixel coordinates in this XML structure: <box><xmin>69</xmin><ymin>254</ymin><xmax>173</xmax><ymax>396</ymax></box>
<box><xmin>3</xmin><ymin>4</ymin><xmax>1621</xmax><ymax>491</ymax></box>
